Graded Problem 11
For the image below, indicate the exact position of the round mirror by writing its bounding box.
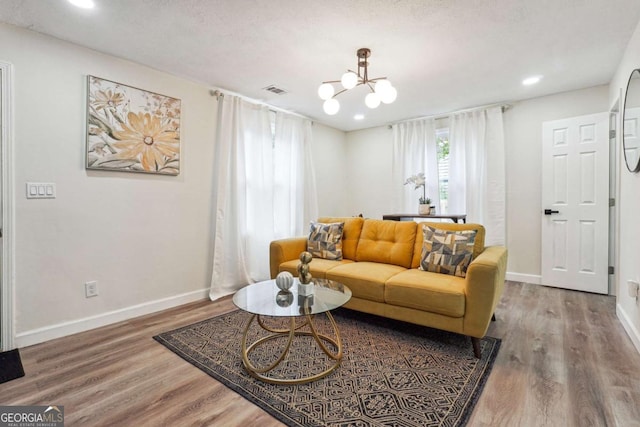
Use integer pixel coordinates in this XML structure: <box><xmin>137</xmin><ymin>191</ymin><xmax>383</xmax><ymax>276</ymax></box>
<box><xmin>623</xmin><ymin>68</ymin><xmax>640</xmax><ymax>173</ymax></box>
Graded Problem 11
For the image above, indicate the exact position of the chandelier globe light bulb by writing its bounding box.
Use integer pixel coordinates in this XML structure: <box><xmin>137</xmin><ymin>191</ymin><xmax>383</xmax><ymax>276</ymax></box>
<box><xmin>365</xmin><ymin>92</ymin><xmax>381</xmax><ymax>109</ymax></box>
<box><xmin>341</xmin><ymin>72</ymin><xmax>358</xmax><ymax>89</ymax></box>
<box><xmin>374</xmin><ymin>80</ymin><xmax>392</xmax><ymax>96</ymax></box>
<box><xmin>68</xmin><ymin>0</ymin><xmax>95</xmax><ymax>8</ymax></box>
<box><xmin>380</xmin><ymin>86</ymin><xmax>397</xmax><ymax>104</ymax></box>
<box><xmin>318</xmin><ymin>83</ymin><xmax>335</xmax><ymax>100</ymax></box>
<box><xmin>323</xmin><ymin>98</ymin><xmax>340</xmax><ymax>115</ymax></box>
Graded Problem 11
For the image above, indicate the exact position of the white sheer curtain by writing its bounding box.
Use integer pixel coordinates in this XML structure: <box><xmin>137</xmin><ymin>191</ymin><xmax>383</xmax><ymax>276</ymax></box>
<box><xmin>273</xmin><ymin>112</ymin><xmax>318</xmax><ymax>238</ymax></box>
<box><xmin>210</xmin><ymin>95</ymin><xmax>318</xmax><ymax>300</ymax></box>
<box><xmin>391</xmin><ymin>119</ymin><xmax>440</xmax><ymax>212</ymax></box>
<box><xmin>448</xmin><ymin>106</ymin><xmax>505</xmax><ymax>245</ymax></box>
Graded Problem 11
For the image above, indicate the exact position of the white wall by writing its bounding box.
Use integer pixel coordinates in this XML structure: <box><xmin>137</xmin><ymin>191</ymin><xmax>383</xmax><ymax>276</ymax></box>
<box><xmin>1</xmin><ymin>23</ymin><xmax>348</xmax><ymax>346</ymax></box>
<box><xmin>0</xmin><ymin>24</ymin><xmax>218</xmax><ymax>345</ymax></box>
<box><xmin>610</xmin><ymin>19</ymin><xmax>640</xmax><ymax>353</ymax></box>
<box><xmin>311</xmin><ymin>123</ymin><xmax>349</xmax><ymax>217</ymax></box>
<box><xmin>344</xmin><ymin>86</ymin><xmax>609</xmax><ymax>281</ymax></box>
<box><xmin>344</xmin><ymin>126</ymin><xmax>395</xmax><ymax>219</ymax></box>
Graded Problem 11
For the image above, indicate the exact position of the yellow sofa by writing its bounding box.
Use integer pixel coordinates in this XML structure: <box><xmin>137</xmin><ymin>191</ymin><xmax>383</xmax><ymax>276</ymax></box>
<box><xmin>270</xmin><ymin>217</ymin><xmax>508</xmax><ymax>358</ymax></box>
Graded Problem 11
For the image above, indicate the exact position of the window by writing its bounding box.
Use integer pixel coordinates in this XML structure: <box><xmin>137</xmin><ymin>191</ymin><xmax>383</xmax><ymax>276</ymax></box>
<box><xmin>436</xmin><ymin>128</ymin><xmax>450</xmax><ymax>214</ymax></box>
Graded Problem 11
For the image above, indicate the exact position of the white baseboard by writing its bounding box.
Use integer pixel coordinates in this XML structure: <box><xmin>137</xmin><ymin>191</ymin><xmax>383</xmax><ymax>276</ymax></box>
<box><xmin>506</xmin><ymin>272</ymin><xmax>542</xmax><ymax>285</ymax></box>
<box><xmin>616</xmin><ymin>304</ymin><xmax>640</xmax><ymax>355</ymax></box>
<box><xmin>16</xmin><ymin>288</ymin><xmax>209</xmax><ymax>348</ymax></box>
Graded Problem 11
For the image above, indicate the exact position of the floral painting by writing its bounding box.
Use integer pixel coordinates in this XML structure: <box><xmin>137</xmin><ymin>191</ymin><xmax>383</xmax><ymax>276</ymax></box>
<box><xmin>86</xmin><ymin>76</ymin><xmax>181</xmax><ymax>175</ymax></box>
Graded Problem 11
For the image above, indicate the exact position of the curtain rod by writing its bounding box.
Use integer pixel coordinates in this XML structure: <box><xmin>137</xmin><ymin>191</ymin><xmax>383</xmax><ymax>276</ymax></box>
<box><xmin>209</xmin><ymin>88</ymin><xmax>313</xmax><ymax>122</ymax></box>
<box><xmin>388</xmin><ymin>101</ymin><xmax>512</xmax><ymax>128</ymax></box>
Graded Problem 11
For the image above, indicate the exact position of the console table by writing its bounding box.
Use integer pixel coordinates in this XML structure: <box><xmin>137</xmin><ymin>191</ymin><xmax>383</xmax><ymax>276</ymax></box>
<box><xmin>383</xmin><ymin>213</ymin><xmax>467</xmax><ymax>223</ymax></box>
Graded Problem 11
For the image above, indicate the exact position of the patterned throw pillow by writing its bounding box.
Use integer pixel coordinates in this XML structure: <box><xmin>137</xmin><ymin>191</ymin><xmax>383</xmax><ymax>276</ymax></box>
<box><xmin>419</xmin><ymin>226</ymin><xmax>477</xmax><ymax>278</ymax></box>
<box><xmin>307</xmin><ymin>221</ymin><xmax>345</xmax><ymax>260</ymax></box>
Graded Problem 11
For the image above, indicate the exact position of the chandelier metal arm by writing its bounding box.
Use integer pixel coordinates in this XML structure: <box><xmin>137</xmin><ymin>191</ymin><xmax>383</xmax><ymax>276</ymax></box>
<box><xmin>331</xmin><ymin>88</ymin><xmax>348</xmax><ymax>98</ymax></box>
<box><xmin>333</xmin><ymin>80</ymin><xmax>380</xmax><ymax>98</ymax></box>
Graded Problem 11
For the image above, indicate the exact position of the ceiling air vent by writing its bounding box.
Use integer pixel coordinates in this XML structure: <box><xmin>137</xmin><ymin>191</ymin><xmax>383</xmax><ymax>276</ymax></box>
<box><xmin>263</xmin><ymin>85</ymin><xmax>288</xmax><ymax>95</ymax></box>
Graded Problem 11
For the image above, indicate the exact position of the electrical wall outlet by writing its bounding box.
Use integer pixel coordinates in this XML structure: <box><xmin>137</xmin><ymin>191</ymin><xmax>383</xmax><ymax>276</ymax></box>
<box><xmin>85</xmin><ymin>281</ymin><xmax>98</xmax><ymax>298</ymax></box>
<box><xmin>628</xmin><ymin>280</ymin><xmax>639</xmax><ymax>299</ymax></box>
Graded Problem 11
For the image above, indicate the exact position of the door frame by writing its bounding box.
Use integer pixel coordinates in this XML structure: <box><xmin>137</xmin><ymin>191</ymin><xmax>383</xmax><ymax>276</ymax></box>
<box><xmin>609</xmin><ymin>95</ymin><xmax>620</xmax><ymax>296</ymax></box>
<box><xmin>0</xmin><ymin>61</ymin><xmax>15</xmax><ymax>351</ymax></box>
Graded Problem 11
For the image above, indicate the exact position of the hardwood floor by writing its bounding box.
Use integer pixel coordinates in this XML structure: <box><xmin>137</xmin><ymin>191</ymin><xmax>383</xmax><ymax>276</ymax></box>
<box><xmin>1</xmin><ymin>282</ymin><xmax>639</xmax><ymax>426</ymax></box>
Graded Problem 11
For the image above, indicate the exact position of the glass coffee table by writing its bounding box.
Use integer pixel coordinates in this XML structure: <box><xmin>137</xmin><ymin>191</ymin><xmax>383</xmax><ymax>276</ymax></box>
<box><xmin>232</xmin><ymin>278</ymin><xmax>351</xmax><ymax>385</ymax></box>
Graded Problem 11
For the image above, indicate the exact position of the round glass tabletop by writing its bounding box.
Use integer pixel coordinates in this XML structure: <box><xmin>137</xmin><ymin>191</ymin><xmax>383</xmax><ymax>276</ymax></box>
<box><xmin>233</xmin><ymin>278</ymin><xmax>351</xmax><ymax>317</ymax></box>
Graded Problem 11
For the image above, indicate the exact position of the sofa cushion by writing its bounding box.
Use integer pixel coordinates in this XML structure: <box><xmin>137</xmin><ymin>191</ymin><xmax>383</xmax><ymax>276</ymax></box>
<box><xmin>278</xmin><ymin>258</ymin><xmax>354</xmax><ymax>279</ymax></box>
<box><xmin>318</xmin><ymin>217</ymin><xmax>364</xmax><ymax>261</ymax></box>
<box><xmin>355</xmin><ymin>219</ymin><xmax>417</xmax><ymax>268</ymax></box>
<box><xmin>326</xmin><ymin>262</ymin><xmax>406</xmax><ymax>303</ymax></box>
<box><xmin>420</xmin><ymin>226</ymin><xmax>477</xmax><ymax>278</ymax></box>
<box><xmin>411</xmin><ymin>222</ymin><xmax>486</xmax><ymax>269</ymax></box>
<box><xmin>307</xmin><ymin>221</ymin><xmax>344</xmax><ymax>260</ymax></box>
<box><xmin>385</xmin><ymin>269</ymin><xmax>466</xmax><ymax>317</ymax></box>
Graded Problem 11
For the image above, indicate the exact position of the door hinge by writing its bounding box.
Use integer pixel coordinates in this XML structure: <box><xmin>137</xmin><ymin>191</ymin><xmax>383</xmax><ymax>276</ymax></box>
<box><xmin>610</xmin><ymin>129</ymin><xmax>616</xmax><ymax>139</ymax></box>
<box><xmin>609</xmin><ymin>266</ymin><xmax>614</xmax><ymax>275</ymax></box>
<box><xmin>609</xmin><ymin>198</ymin><xmax>615</xmax><ymax>207</ymax></box>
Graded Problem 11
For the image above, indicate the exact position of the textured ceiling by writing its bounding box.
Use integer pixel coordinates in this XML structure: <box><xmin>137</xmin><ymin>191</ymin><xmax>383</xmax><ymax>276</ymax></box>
<box><xmin>1</xmin><ymin>0</ymin><xmax>640</xmax><ymax>131</ymax></box>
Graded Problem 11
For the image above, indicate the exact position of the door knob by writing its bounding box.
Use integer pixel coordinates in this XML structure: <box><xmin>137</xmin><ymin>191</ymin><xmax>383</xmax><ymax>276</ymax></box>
<box><xmin>544</xmin><ymin>209</ymin><xmax>560</xmax><ymax>215</ymax></box>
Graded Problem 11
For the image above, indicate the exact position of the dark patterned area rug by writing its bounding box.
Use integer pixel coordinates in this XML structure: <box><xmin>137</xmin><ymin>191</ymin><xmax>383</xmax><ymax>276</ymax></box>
<box><xmin>154</xmin><ymin>308</ymin><xmax>500</xmax><ymax>426</ymax></box>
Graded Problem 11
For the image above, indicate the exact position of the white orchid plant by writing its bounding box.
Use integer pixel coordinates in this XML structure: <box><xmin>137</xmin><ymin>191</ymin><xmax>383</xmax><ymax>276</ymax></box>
<box><xmin>404</xmin><ymin>173</ymin><xmax>431</xmax><ymax>205</ymax></box>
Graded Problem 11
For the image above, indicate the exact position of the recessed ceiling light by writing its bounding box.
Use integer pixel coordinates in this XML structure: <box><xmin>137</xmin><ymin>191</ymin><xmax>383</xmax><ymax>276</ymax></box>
<box><xmin>354</xmin><ymin>114</ymin><xmax>364</xmax><ymax>120</ymax></box>
<box><xmin>68</xmin><ymin>0</ymin><xmax>95</xmax><ymax>9</ymax></box>
<box><xmin>522</xmin><ymin>75</ymin><xmax>542</xmax><ymax>86</ymax></box>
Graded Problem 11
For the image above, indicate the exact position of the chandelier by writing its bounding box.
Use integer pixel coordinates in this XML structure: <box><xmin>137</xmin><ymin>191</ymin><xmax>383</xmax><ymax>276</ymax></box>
<box><xmin>318</xmin><ymin>48</ymin><xmax>398</xmax><ymax>115</ymax></box>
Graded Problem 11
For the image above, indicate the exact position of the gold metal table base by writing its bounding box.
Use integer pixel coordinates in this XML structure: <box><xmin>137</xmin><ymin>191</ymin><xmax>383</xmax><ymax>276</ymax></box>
<box><xmin>240</xmin><ymin>311</ymin><xmax>343</xmax><ymax>385</ymax></box>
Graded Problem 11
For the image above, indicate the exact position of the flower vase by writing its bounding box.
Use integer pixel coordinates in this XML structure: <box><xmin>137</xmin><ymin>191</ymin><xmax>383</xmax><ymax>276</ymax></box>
<box><xmin>419</xmin><ymin>204</ymin><xmax>430</xmax><ymax>215</ymax></box>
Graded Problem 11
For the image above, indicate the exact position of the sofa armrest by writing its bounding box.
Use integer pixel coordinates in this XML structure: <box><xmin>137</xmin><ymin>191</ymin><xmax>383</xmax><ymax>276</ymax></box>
<box><xmin>269</xmin><ymin>237</ymin><xmax>308</xmax><ymax>279</ymax></box>
<box><xmin>462</xmin><ymin>246</ymin><xmax>508</xmax><ymax>338</ymax></box>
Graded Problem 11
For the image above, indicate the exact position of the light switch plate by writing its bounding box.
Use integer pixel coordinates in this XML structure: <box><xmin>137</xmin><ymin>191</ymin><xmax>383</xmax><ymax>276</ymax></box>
<box><xmin>26</xmin><ymin>182</ymin><xmax>56</xmax><ymax>199</ymax></box>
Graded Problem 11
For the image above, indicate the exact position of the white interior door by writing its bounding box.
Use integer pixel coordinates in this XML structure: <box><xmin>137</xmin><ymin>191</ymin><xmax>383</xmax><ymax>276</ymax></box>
<box><xmin>541</xmin><ymin>113</ymin><xmax>609</xmax><ymax>294</ymax></box>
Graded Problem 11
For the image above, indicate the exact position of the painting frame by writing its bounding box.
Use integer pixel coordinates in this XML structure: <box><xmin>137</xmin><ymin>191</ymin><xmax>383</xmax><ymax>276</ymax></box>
<box><xmin>86</xmin><ymin>75</ymin><xmax>181</xmax><ymax>176</ymax></box>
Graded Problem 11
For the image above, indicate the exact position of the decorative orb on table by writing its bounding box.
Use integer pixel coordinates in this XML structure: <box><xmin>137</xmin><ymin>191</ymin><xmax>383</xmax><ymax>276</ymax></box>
<box><xmin>297</xmin><ymin>252</ymin><xmax>313</xmax><ymax>285</ymax></box>
<box><xmin>275</xmin><ymin>290</ymin><xmax>294</xmax><ymax>307</ymax></box>
<box><xmin>297</xmin><ymin>251</ymin><xmax>314</xmax><ymax>296</ymax></box>
<box><xmin>275</xmin><ymin>271</ymin><xmax>294</xmax><ymax>291</ymax></box>
<box><xmin>299</xmin><ymin>251</ymin><xmax>313</xmax><ymax>265</ymax></box>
